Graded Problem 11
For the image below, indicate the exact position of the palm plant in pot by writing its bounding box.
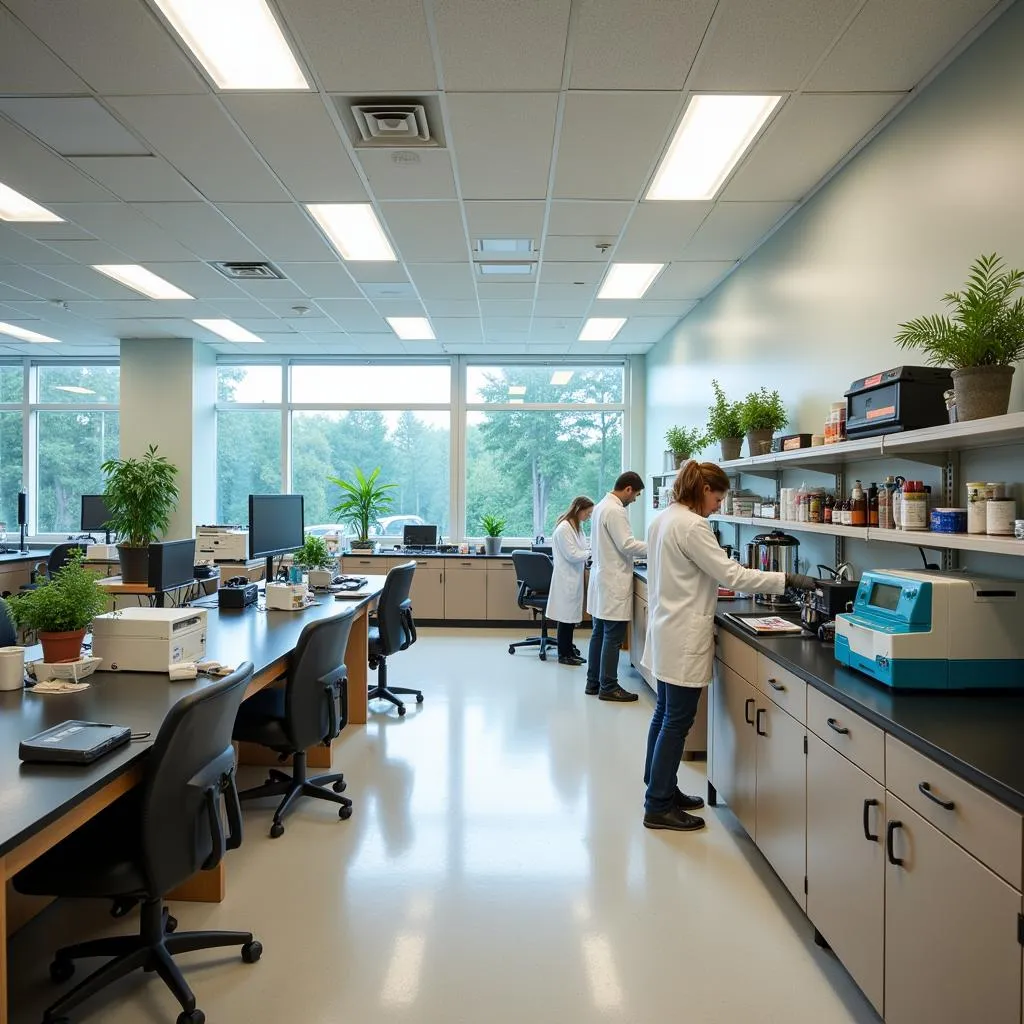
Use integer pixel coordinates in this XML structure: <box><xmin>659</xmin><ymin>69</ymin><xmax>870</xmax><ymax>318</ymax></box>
<box><xmin>295</xmin><ymin>533</ymin><xmax>335</xmax><ymax>589</ymax></box>
<box><xmin>707</xmin><ymin>380</ymin><xmax>745</xmax><ymax>461</ymax></box>
<box><xmin>740</xmin><ymin>387</ymin><xmax>787</xmax><ymax>457</ymax></box>
<box><xmin>895</xmin><ymin>253</ymin><xmax>1024</xmax><ymax>421</ymax></box>
<box><xmin>327</xmin><ymin>466</ymin><xmax>396</xmax><ymax>551</ymax></box>
<box><xmin>5</xmin><ymin>551</ymin><xmax>108</xmax><ymax>663</ymax></box>
<box><xmin>101</xmin><ymin>445</ymin><xmax>180</xmax><ymax>583</ymax></box>
<box><xmin>480</xmin><ymin>513</ymin><xmax>507</xmax><ymax>556</ymax></box>
<box><xmin>664</xmin><ymin>425</ymin><xmax>707</xmax><ymax>469</ymax></box>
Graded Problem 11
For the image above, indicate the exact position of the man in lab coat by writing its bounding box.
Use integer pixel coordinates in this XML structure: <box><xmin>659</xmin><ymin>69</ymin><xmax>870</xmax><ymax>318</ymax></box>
<box><xmin>585</xmin><ymin>471</ymin><xmax>648</xmax><ymax>701</ymax></box>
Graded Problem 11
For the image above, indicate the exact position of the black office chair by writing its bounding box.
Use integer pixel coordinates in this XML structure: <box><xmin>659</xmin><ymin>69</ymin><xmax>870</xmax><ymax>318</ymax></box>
<box><xmin>20</xmin><ymin>543</ymin><xmax>84</xmax><ymax>592</ymax></box>
<box><xmin>14</xmin><ymin>662</ymin><xmax>260</xmax><ymax>1024</ymax></box>
<box><xmin>232</xmin><ymin>610</ymin><xmax>354</xmax><ymax>838</ymax></box>
<box><xmin>0</xmin><ymin>598</ymin><xmax>15</xmax><ymax>646</ymax></box>
<box><xmin>367</xmin><ymin>560</ymin><xmax>421</xmax><ymax>716</ymax></box>
<box><xmin>508</xmin><ymin>549</ymin><xmax>554</xmax><ymax>660</ymax></box>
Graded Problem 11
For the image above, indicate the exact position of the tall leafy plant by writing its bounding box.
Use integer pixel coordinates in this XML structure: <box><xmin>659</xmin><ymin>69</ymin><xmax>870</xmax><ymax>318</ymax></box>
<box><xmin>327</xmin><ymin>466</ymin><xmax>396</xmax><ymax>543</ymax></box>
<box><xmin>707</xmin><ymin>380</ymin><xmax>744</xmax><ymax>441</ymax></box>
<box><xmin>739</xmin><ymin>387</ymin><xmax>788</xmax><ymax>433</ymax></box>
<box><xmin>664</xmin><ymin>425</ymin><xmax>707</xmax><ymax>458</ymax></box>
<box><xmin>480</xmin><ymin>513</ymin><xmax>507</xmax><ymax>537</ymax></box>
<box><xmin>5</xmin><ymin>551</ymin><xmax>108</xmax><ymax>633</ymax></box>
<box><xmin>101</xmin><ymin>444</ymin><xmax>180</xmax><ymax>548</ymax></box>
<box><xmin>294</xmin><ymin>534</ymin><xmax>333</xmax><ymax>570</ymax></box>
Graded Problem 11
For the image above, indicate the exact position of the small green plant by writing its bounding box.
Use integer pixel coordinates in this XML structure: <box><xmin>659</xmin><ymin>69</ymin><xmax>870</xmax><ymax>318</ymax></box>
<box><xmin>707</xmin><ymin>380</ymin><xmax>744</xmax><ymax>441</ymax></box>
<box><xmin>664</xmin><ymin>425</ymin><xmax>707</xmax><ymax>458</ymax></box>
<box><xmin>294</xmin><ymin>534</ymin><xmax>333</xmax><ymax>571</ymax></box>
<box><xmin>895</xmin><ymin>253</ymin><xmax>1024</xmax><ymax>368</ymax></box>
<box><xmin>5</xmin><ymin>551</ymin><xmax>108</xmax><ymax>633</ymax></box>
<box><xmin>480</xmin><ymin>513</ymin><xmax>507</xmax><ymax>537</ymax></box>
<box><xmin>101</xmin><ymin>444</ymin><xmax>180</xmax><ymax>548</ymax></box>
<box><xmin>739</xmin><ymin>387</ymin><xmax>788</xmax><ymax>433</ymax></box>
<box><xmin>327</xmin><ymin>466</ymin><xmax>396</xmax><ymax>543</ymax></box>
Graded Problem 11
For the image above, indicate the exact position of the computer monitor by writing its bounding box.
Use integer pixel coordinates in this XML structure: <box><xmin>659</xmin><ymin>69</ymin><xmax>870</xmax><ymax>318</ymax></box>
<box><xmin>249</xmin><ymin>493</ymin><xmax>304</xmax><ymax>582</ymax></box>
<box><xmin>148</xmin><ymin>538</ymin><xmax>197</xmax><ymax>593</ymax></box>
<box><xmin>404</xmin><ymin>524</ymin><xmax>438</xmax><ymax>548</ymax></box>
<box><xmin>81</xmin><ymin>494</ymin><xmax>114</xmax><ymax>542</ymax></box>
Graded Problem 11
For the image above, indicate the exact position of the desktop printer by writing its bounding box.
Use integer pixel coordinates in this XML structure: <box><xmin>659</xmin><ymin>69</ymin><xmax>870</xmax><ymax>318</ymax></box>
<box><xmin>91</xmin><ymin>608</ymin><xmax>207</xmax><ymax>673</ymax></box>
<box><xmin>195</xmin><ymin>525</ymin><xmax>249</xmax><ymax>563</ymax></box>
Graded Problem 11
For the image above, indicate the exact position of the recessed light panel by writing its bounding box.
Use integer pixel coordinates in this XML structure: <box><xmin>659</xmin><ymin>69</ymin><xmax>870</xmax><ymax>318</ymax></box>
<box><xmin>578</xmin><ymin>317</ymin><xmax>626</xmax><ymax>341</ymax></box>
<box><xmin>476</xmin><ymin>238</ymin><xmax>534</xmax><ymax>254</ymax></box>
<box><xmin>193</xmin><ymin>318</ymin><xmax>264</xmax><ymax>343</ymax></box>
<box><xmin>477</xmin><ymin>263</ymin><xmax>535</xmax><ymax>276</ymax></box>
<box><xmin>597</xmin><ymin>263</ymin><xmax>665</xmax><ymax>300</ymax></box>
<box><xmin>0</xmin><ymin>182</ymin><xmax>62</xmax><ymax>222</ymax></box>
<box><xmin>92</xmin><ymin>265</ymin><xmax>192</xmax><ymax>300</ymax></box>
<box><xmin>306</xmin><ymin>204</ymin><xmax>397</xmax><ymax>262</ymax></box>
<box><xmin>0</xmin><ymin>321</ymin><xmax>61</xmax><ymax>343</ymax></box>
<box><xmin>386</xmin><ymin>317</ymin><xmax>435</xmax><ymax>341</ymax></box>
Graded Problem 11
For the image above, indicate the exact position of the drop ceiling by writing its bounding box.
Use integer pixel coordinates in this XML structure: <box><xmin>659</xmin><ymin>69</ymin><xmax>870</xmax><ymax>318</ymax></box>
<box><xmin>0</xmin><ymin>0</ymin><xmax>1004</xmax><ymax>358</ymax></box>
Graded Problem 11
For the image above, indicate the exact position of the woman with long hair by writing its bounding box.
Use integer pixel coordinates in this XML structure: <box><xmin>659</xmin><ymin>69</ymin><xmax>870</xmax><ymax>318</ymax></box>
<box><xmin>641</xmin><ymin>461</ymin><xmax>814</xmax><ymax>832</ymax></box>
<box><xmin>546</xmin><ymin>495</ymin><xmax>595</xmax><ymax>665</ymax></box>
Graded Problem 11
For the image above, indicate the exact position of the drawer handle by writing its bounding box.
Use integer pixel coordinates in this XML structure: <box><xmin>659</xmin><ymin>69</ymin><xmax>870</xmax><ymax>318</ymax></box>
<box><xmin>886</xmin><ymin>820</ymin><xmax>904</xmax><ymax>866</ymax></box>
<box><xmin>755</xmin><ymin>707</ymin><xmax>767</xmax><ymax>736</ymax></box>
<box><xmin>826</xmin><ymin>717</ymin><xmax>850</xmax><ymax>736</ymax></box>
<box><xmin>918</xmin><ymin>781</ymin><xmax>955</xmax><ymax>811</ymax></box>
<box><xmin>744</xmin><ymin>697</ymin><xmax>755</xmax><ymax>725</ymax></box>
<box><xmin>767</xmin><ymin>678</ymin><xmax>786</xmax><ymax>692</ymax></box>
<box><xmin>862</xmin><ymin>798</ymin><xmax>880</xmax><ymax>842</ymax></box>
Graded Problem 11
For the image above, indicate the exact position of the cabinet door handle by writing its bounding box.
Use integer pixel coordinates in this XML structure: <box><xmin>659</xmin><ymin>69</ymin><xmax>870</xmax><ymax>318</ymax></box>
<box><xmin>862</xmin><ymin>798</ymin><xmax>880</xmax><ymax>841</ymax></box>
<box><xmin>886</xmin><ymin>820</ymin><xmax>904</xmax><ymax>866</ymax></box>
<box><xmin>755</xmin><ymin>707</ymin><xmax>767</xmax><ymax>736</ymax></box>
<box><xmin>744</xmin><ymin>697</ymin><xmax>755</xmax><ymax>725</ymax></box>
<box><xmin>767</xmin><ymin>677</ymin><xmax>786</xmax><ymax>692</ymax></box>
<box><xmin>826</xmin><ymin>717</ymin><xmax>850</xmax><ymax>736</ymax></box>
<box><xmin>918</xmin><ymin>781</ymin><xmax>956</xmax><ymax>811</ymax></box>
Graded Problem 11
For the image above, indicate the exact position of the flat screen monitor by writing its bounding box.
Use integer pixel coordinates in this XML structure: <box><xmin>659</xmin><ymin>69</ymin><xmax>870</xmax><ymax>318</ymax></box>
<box><xmin>81</xmin><ymin>494</ymin><xmax>113</xmax><ymax>539</ymax></box>
<box><xmin>404</xmin><ymin>524</ymin><xmax>438</xmax><ymax>548</ymax></box>
<box><xmin>148</xmin><ymin>538</ymin><xmax>196</xmax><ymax>592</ymax></box>
<box><xmin>249</xmin><ymin>493</ymin><xmax>305</xmax><ymax>563</ymax></box>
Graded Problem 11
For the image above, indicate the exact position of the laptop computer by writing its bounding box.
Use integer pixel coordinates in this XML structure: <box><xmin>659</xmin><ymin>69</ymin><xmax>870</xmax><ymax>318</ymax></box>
<box><xmin>20</xmin><ymin>720</ymin><xmax>132</xmax><ymax>765</ymax></box>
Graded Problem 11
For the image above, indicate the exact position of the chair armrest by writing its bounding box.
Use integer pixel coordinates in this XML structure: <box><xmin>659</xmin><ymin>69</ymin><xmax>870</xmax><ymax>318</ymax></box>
<box><xmin>188</xmin><ymin>746</ymin><xmax>236</xmax><ymax>870</ymax></box>
<box><xmin>320</xmin><ymin>665</ymin><xmax>348</xmax><ymax>741</ymax></box>
<box><xmin>400</xmin><ymin>601</ymin><xmax>417</xmax><ymax>649</ymax></box>
<box><xmin>223</xmin><ymin>768</ymin><xmax>243</xmax><ymax>852</ymax></box>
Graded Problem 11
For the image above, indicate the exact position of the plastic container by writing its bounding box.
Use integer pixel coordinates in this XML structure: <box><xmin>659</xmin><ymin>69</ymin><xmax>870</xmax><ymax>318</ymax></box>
<box><xmin>901</xmin><ymin>481</ymin><xmax>928</xmax><ymax>531</ymax></box>
<box><xmin>930</xmin><ymin>508</ymin><xmax>967</xmax><ymax>534</ymax></box>
<box><xmin>966</xmin><ymin>481</ymin><xmax>988</xmax><ymax>534</ymax></box>
<box><xmin>987</xmin><ymin>499</ymin><xmax>1017</xmax><ymax>536</ymax></box>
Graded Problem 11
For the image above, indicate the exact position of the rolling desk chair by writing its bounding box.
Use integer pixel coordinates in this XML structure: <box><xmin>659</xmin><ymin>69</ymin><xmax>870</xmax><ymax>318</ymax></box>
<box><xmin>14</xmin><ymin>662</ymin><xmax>260</xmax><ymax>1024</ymax></box>
<box><xmin>19</xmin><ymin>542</ymin><xmax>83</xmax><ymax>592</ymax></box>
<box><xmin>367</xmin><ymin>560</ymin><xmax>421</xmax><ymax>716</ymax></box>
<box><xmin>508</xmin><ymin>549</ymin><xmax>554</xmax><ymax>661</ymax></box>
<box><xmin>232</xmin><ymin>609</ymin><xmax>355</xmax><ymax>838</ymax></box>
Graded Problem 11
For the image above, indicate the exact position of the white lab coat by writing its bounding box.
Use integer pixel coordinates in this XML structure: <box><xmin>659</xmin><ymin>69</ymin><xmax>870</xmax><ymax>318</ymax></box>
<box><xmin>586</xmin><ymin>493</ymin><xmax>647</xmax><ymax>621</ymax></box>
<box><xmin>641</xmin><ymin>502</ymin><xmax>785</xmax><ymax>687</ymax></box>
<box><xmin>546</xmin><ymin>520</ymin><xmax>590</xmax><ymax>623</ymax></box>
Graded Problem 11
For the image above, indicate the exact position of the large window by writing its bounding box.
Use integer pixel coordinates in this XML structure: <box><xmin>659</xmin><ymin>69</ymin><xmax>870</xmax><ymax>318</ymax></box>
<box><xmin>0</xmin><ymin>366</ymin><xmax>23</xmax><ymax>537</ymax></box>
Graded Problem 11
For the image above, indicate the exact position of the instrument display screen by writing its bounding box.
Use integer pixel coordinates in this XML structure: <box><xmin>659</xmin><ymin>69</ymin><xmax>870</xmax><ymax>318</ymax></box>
<box><xmin>868</xmin><ymin>582</ymin><xmax>902</xmax><ymax>611</ymax></box>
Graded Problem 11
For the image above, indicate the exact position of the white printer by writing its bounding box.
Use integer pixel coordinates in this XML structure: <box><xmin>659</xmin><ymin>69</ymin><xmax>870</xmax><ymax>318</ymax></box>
<box><xmin>195</xmin><ymin>525</ymin><xmax>249</xmax><ymax>562</ymax></box>
<box><xmin>91</xmin><ymin>608</ymin><xmax>207</xmax><ymax>673</ymax></box>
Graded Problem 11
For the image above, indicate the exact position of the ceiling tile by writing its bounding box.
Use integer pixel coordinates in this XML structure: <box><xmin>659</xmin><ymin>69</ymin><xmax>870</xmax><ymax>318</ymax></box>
<box><xmin>360</xmin><ymin>281</ymin><xmax>417</xmax><ymax>301</ymax></box>
<box><xmin>62</xmin><ymin>299</ymin><xmax>217</xmax><ymax>320</ymax></box>
<box><xmin>423</xmin><ymin>299</ymin><xmax>479</xmax><ymax>316</ymax></box>
<box><xmin>316</xmin><ymin>298</ymin><xmax>390</xmax><ymax>333</ymax></box>
<box><xmin>13</xmin><ymin>263</ymin><xmax>133</xmax><ymax>300</ymax></box>
<box><xmin>70</xmin><ymin>156</ymin><xmax>201</xmax><ymax>202</ymax></box>
<box><xmin>535</xmin><ymin>282</ymin><xmax>597</xmax><ymax>302</ymax></box>
<box><xmin>371</xmin><ymin>299</ymin><xmax>429</xmax><ymax>319</ymax></box>
<box><xmin>216</xmin><ymin>204</ymin><xmax>336</xmax><ymax>262</ymax></box>
<box><xmin>543</xmin><ymin>236</ymin><xmax>615</xmax><ymax>261</ymax></box>
<box><xmin>530</xmin><ymin>318</ymin><xmax>580</xmax><ymax>341</ymax></box>
<box><xmin>479</xmin><ymin>299</ymin><xmax>535</xmax><ymax>318</ymax></box>
<box><xmin>233</xmin><ymin>278</ymin><xmax>307</xmax><ymax>301</ymax></box>
<box><xmin>0</xmin><ymin>119</ymin><xmax>114</xmax><ymax>203</ymax></box>
<box><xmin>221</xmin><ymin>94</ymin><xmax>367</xmax><ymax>202</ymax></box>
<box><xmin>0</xmin><ymin>226</ymin><xmax>75</xmax><ymax>265</ymax></box>
<box><xmin>406</xmin><ymin>263</ymin><xmax>477</xmax><ymax>300</ymax></box>
<box><xmin>0</xmin><ymin>6</ymin><xmax>89</xmax><ymax>94</ymax></box>
<box><xmin>614</xmin><ymin>203</ymin><xmax>712</xmax><ymax>260</ymax></box>
<box><xmin>207</xmin><ymin>298</ymin><xmax>274</xmax><ymax>319</ymax></box>
<box><xmin>613</xmin><ymin>316</ymin><xmax>680</xmax><ymax>343</ymax></box>
<box><xmin>279</xmin><ymin>0</ymin><xmax>437</xmax><ymax>91</ymax></box>
<box><xmin>344</xmin><ymin>263</ymin><xmax>411</xmax><ymax>284</ymax></box>
<box><xmin>593</xmin><ymin>299</ymin><xmax>697</xmax><ymax>317</ymax></box>
<box><xmin>49</xmin><ymin>203</ymin><xmax>195</xmax><ymax>262</ymax></box>
<box><xmin>0</xmin><ymin>263</ymin><xmax>92</xmax><ymax>300</ymax></box>
<box><xmin>446</xmin><ymin>93</ymin><xmax>558</xmax><ymax>200</ymax></box>
<box><xmin>357</xmin><ymin>151</ymin><xmax>457</xmax><ymax>201</ymax></box>
<box><xmin>6</xmin><ymin>222</ymin><xmax>94</xmax><ymax>243</ymax></box>
<box><xmin>645</xmin><ymin>261</ymin><xmax>735</xmax><ymax>300</ymax></box>
<box><xmin>464</xmin><ymin>202</ymin><xmax>546</xmax><ymax>242</ymax></box>
<box><xmin>570</xmin><ymin>0</ymin><xmax>716</xmax><ymax>89</ymax></box>
<box><xmin>2</xmin><ymin>0</ymin><xmax>208</xmax><ymax>94</ymax></box>
<box><xmin>554</xmin><ymin>91</ymin><xmax>681</xmax><ymax>200</ymax></box>
<box><xmin>39</xmin><ymin>239</ymin><xmax>132</xmax><ymax>265</ymax></box>
<box><xmin>475</xmin><ymin>282</ymin><xmax>535</xmax><ymax>299</ymax></box>
<box><xmin>131</xmin><ymin>203</ymin><xmax>264</xmax><ymax>261</ymax></box>
<box><xmin>0</xmin><ymin>97</ymin><xmax>147</xmax><ymax>156</ymax></box>
<box><xmin>678</xmin><ymin>202</ymin><xmax>795</xmax><ymax>261</ymax></box>
<box><xmin>434</xmin><ymin>0</ymin><xmax>571</xmax><ymax>90</ymax></box>
<box><xmin>379</xmin><ymin>202</ymin><xmax>468</xmax><ymax>262</ymax></box>
<box><xmin>108</xmin><ymin>96</ymin><xmax>289</xmax><ymax>203</ymax></box>
<box><xmin>539</xmin><ymin>261</ymin><xmax>605</xmax><ymax>285</ymax></box>
<box><xmin>690</xmin><ymin>0</ymin><xmax>862</xmax><ymax>91</ymax></box>
<box><xmin>276</xmin><ymin>263</ymin><xmax>361</xmax><ymax>298</ymax></box>
<box><xmin>546</xmin><ymin>201</ymin><xmax>632</xmax><ymax>237</ymax></box>
<box><xmin>534</xmin><ymin>297</ymin><xmax>593</xmax><ymax>316</ymax></box>
<box><xmin>482</xmin><ymin>316</ymin><xmax>530</xmax><ymax>335</ymax></box>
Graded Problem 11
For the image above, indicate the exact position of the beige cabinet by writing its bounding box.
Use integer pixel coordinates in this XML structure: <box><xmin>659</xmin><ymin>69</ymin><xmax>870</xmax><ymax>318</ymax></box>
<box><xmin>485</xmin><ymin>559</ymin><xmax>533</xmax><ymax>621</ymax></box>
<box><xmin>806</xmin><ymin>734</ymin><xmax>885</xmax><ymax>1014</ymax></box>
<box><xmin>444</xmin><ymin>559</ymin><xmax>487</xmax><ymax>620</ymax></box>
<box><xmin>341</xmin><ymin>554</ymin><xmax>390</xmax><ymax>575</ymax></box>
<box><xmin>630</xmin><ymin>594</ymin><xmax>649</xmax><ymax>681</ymax></box>
<box><xmin>709</xmin><ymin>659</ymin><xmax>757</xmax><ymax>836</ymax></box>
<box><xmin>884</xmin><ymin>795</ymin><xmax>1022</xmax><ymax>1024</ymax></box>
<box><xmin>392</xmin><ymin>557</ymin><xmax>445</xmax><ymax>620</ymax></box>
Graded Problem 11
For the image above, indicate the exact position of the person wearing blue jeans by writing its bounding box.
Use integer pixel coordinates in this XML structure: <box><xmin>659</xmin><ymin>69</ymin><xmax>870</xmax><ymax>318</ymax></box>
<box><xmin>644</xmin><ymin>681</ymin><xmax>703</xmax><ymax>817</ymax></box>
<box><xmin>586</xmin><ymin>617</ymin><xmax>628</xmax><ymax>696</ymax></box>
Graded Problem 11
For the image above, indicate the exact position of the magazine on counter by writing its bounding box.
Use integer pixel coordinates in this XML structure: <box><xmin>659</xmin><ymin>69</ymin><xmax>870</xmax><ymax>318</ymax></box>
<box><xmin>736</xmin><ymin>615</ymin><xmax>804</xmax><ymax>635</ymax></box>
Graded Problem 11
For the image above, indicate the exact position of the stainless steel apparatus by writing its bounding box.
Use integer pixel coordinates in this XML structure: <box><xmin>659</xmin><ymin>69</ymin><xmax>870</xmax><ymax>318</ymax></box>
<box><xmin>749</xmin><ymin>530</ymin><xmax>800</xmax><ymax>608</ymax></box>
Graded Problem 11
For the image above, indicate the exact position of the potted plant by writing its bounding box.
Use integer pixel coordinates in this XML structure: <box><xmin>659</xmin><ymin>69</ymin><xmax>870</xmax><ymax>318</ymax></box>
<box><xmin>295</xmin><ymin>534</ymin><xmax>335</xmax><ymax>589</ymax></box>
<box><xmin>327</xmin><ymin>466</ymin><xmax>396</xmax><ymax>551</ymax></box>
<box><xmin>480</xmin><ymin>513</ymin><xmax>507</xmax><ymax>556</ymax></box>
<box><xmin>5</xmin><ymin>551</ymin><xmax>108</xmax><ymax>663</ymax></box>
<box><xmin>740</xmin><ymin>387</ymin><xmax>787</xmax><ymax>457</ymax></box>
<box><xmin>707</xmin><ymin>380</ymin><xmax>745</xmax><ymax>461</ymax></box>
<box><xmin>895</xmin><ymin>253</ymin><xmax>1024</xmax><ymax>421</ymax></box>
<box><xmin>101</xmin><ymin>444</ymin><xmax>180</xmax><ymax>583</ymax></box>
<box><xmin>664</xmin><ymin>426</ymin><xmax>707</xmax><ymax>469</ymax></box>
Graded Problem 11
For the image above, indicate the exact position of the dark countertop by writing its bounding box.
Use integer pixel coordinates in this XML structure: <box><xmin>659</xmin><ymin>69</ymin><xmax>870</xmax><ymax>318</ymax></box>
<box><xmin>633</xmin><ymin>570</ymin><xmax>1024</xmax><ymax>813</ymax></box>
<box><xmin>0</xmin><ymin>548</ymin><xmax>50</xmax><ymax>565</ymax></box>
<box><xmin>352</xmin><ymin>549</ymin><xmax>525</xmax><ymax>560</ymax></box>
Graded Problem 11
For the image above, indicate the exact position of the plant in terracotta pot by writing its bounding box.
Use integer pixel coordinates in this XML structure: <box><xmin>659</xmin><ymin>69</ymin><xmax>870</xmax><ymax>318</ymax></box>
<box><xmin>327</xmin><ymin>466</ymin><xmax>396</xmax><ymax>551</ymax></box>
<box><xmin>895</xmin><ymin>253</ymin><xmax>1024</xmax><ymax>421</ymax></box>
<box><xmin>480</xmin><ymin>513</ymin><xmax>507</xmax><ymax>556</ymax></box>
<box><xmin>295</xmin><ymin>533</ymin><xmax>335</xmax><ymax>588</ymax></box>
<box><xmin>707</xmin><ymin>380</ymin><xmax>745</xmax><ymax>462</ymax></box>
<box><xmin>664</xmin><ymin>426</ymin><xmax>707</xmax><ymax>469</ymax></box>
<box><xmin>6</xmin><ymin>551</ymin><xmax>108</xmax><ymax>663</ymax></box>
<box><xmin>739</xmin><ymin>387</ymin><xmax>787</xmax><ymax>457</ymax></box>
<box><xmin>101</xmin><ymin>445</ymin><xmax>180</xmax><ymax>583</ymax></box>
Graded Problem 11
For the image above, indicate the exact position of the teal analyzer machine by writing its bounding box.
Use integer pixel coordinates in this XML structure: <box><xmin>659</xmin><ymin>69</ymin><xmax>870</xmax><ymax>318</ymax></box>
<box><xmin>834</xmin><ymin>569</ymin><xmax>1024</xmax><ymax>690</ymax></box>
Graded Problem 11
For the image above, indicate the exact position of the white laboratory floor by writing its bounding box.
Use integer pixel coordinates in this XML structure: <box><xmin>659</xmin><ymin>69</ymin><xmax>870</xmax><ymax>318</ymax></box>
<box><xmin>9</xmin><ymin>628</ymin><xmax>879</xmax><ymax>1024</ymax></box>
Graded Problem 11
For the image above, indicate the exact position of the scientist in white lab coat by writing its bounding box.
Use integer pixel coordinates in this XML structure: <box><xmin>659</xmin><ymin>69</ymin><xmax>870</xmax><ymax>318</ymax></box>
<box><xmin>641</xmin><ymin>461</ymin><xmax>816</xmax><ymax>832</ymax></box>
<box><xmin>546</xmin><ymin>495</ymin><xmax>594</xmax><ymax>666</ymax></box>
<box><xmin>585</xmin><ymin>471</ymin><xmax>647</xmax><ymax>702</ymax></box>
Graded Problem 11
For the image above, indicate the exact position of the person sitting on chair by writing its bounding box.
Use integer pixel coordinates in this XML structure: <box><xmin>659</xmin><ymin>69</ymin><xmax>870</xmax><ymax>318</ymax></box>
<box><xmin>546</xmin><ymin>496</ymin><xmax>594</xmax><ymax>666</ymax></box>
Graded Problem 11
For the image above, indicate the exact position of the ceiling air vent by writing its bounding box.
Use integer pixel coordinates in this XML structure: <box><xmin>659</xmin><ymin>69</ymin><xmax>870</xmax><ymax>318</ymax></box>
<box><xmin>210</xmin><ymin>261</ymin><xmax>285</xmax><ymax>281</ymax></box>
<box><xmin>350</xmin><ymin>103</ymin><xmax>436</xmax><ymax>147</ymax></box>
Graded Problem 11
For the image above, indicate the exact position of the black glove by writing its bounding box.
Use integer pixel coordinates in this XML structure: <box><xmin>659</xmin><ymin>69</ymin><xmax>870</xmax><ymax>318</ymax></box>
<box><xmin>786</xmin><ymin>572</ymin><xmax>818</xmax><ymax>591</ymax></box>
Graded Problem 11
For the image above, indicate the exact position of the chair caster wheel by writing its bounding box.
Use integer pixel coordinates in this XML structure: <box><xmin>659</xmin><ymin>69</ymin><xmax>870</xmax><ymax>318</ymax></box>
<box><xmin>332</xmin><ymin>780</ymin><xmax>347</xmax><ymax>793</ymax></box>
<box><xmin>165</xmin><ymin>914</ymin><xmax>178</xmax><ymax>934</ymax></box>
<box><xmin>339</xmin><ymin>805</ymin><xmax>353</xmax><ymax>820</ymax></box>
<box><xmin>508</xmin><ymin>645</ymin><xmax>515</xmax><ymax>655</ymax></box>
<box><xmin>177</xmin><ymin>1010</ymin><xmax>205</xmax><ymax>1024</ymax></box>
<box><xmin>397</xmin><ymin>705</ymin><xmax>406</xmax><ymax>716</ymax></box>
<box><xmin>49</xmin><ymin>958</ymin><xmax>75</xmax><ymax>984</ymax></box>
<box><xmin>539</xmin><ymin>650</ymin><xmax>547</xmax><ymax>661</ymax></box>
<box><xmin>241</xmin><ymin>940</ymin><xmax>263</xmax><ymax>964</ymax></box>
<box><xmin>415</xmin><ymin>694</ymin><xmax>424</xmax><ymax>703</ymax></box>
<box><xmin>269</xmin><ymin>822</ymin><xmax>285</xmax><ymax>839</ymax></box>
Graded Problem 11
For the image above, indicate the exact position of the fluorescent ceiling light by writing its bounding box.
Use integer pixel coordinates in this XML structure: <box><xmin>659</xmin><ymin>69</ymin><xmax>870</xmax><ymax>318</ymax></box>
<box><xmin>578</xmin><ymin>317</ymin><xmax>626</xmax><ymax>342</ymax></box>
<box><xmin>386</xmin><ymin>317</ymin><xmax>435</xmax><ymax>341</ymax></box>
<box><xmin>598</xmin><ymin>263</ymin><xmax>664</xmax><ymax>300</ymax></box>
<box><xmin>0</xmin><ymin>182</ymin><xmax>62</xmax><ymax>222</ymax></box>
<box><xmin>550</xmin><ymin>370</ymin><xmax>574</xmax><ymax>386</ymax></box>
<box><xmin>152</xmin><ymin>0</ymin><xmax>308</xmax><ymax>90</ymax></box>
<box><xmin>193</xmin><ymin>318</ymin><xmax>264</xmax><ymax>343</ymax></box>
<box><xmin>92</xmin><ymin>264</ymin><xmax>192</xmax><ymax>300</ymax></box>
<box><xmin>646</xmin><ymin>94</ymin><xmax>781</xmax><ymax>201</ymax></box>
<box><xmin>477</xmin><ymin>263</ymin><xmax>534</xmax><ymax>276</ymax></box>
<box><xmin>0</xmin><ymin>321</ymin><xmax>60</xmax><ymax>344</ymax></box>
<box><xmin>53</xmin><ymin>385</ymin><xmax>96</xmax><ymax>395</ymax></box>
<box><xmin>306</xmin><ymin>204</ymin><xmax>396</xmax><ymax>262</ymax></box>
<box><xmin>507</xmin><ymin>385</ymin><xmax>526</xmax><ymax>396</ymax></box>
<box><xmin>476</xmin><ymin>238</ymin><xmax>534</xmax><ymax>253</ymax></box>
